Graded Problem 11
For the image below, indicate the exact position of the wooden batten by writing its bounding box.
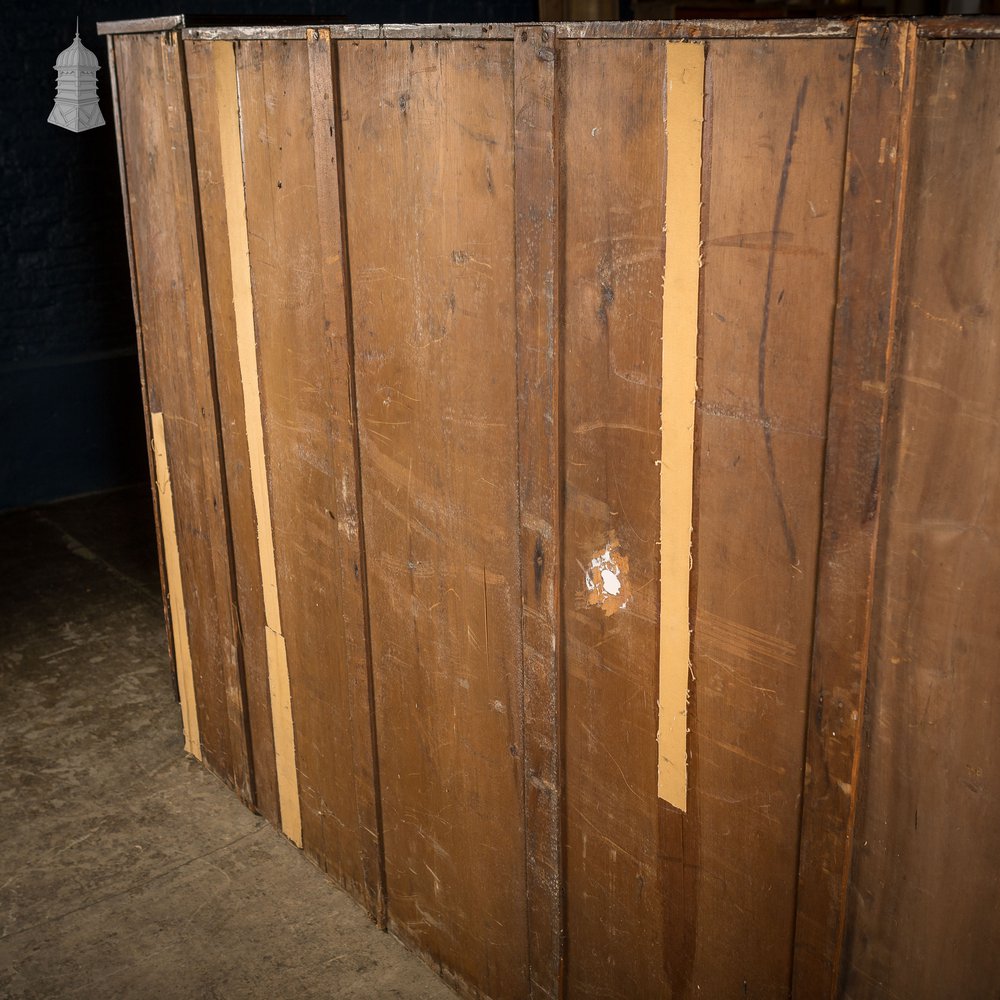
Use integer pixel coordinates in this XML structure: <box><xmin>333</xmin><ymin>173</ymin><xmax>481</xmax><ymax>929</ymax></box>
<box><xmin>657</xmin><ymin>41</ymin><xmax>705</xmax><ymax>812</ymax></box>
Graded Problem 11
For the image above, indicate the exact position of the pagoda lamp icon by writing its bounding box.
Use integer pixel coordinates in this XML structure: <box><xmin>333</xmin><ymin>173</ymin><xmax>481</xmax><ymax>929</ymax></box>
<box><xmin>48</xmin><ymin>19</ymin><xmax>105</xmax><ymax>132</ymax></box>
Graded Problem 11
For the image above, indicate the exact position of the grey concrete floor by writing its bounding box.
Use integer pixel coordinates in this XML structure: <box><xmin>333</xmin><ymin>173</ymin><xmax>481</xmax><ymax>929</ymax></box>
<box><xmin>0</xmin><ymin>487</ymin><xmax>454</xmax><ymax>1000</ymax></box>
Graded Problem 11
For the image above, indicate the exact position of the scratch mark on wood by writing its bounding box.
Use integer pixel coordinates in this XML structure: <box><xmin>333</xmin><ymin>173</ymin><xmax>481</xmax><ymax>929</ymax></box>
<box><xmin>758</xmin><ymin>77</ymin><xmax>810</xmax><ymax>567</ymax></box>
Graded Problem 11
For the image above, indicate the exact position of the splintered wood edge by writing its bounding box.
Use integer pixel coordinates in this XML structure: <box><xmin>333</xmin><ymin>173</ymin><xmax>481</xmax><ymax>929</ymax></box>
<box><xmin>212</xmin><ymin>41</ymin><xmax>303</xmax><ymax>849</ymax></box>
<box><xmin>96</xmin><ymin>17</ymin><xmax>1000</xmax><ymax>40</ymax></box>
<box><xmin>657</xmin><ymin>41</ymin><xmax>705</xmax><ymax>811</ymax></box>
<box><xmin>150</xmin><ymin>411</ymin><xmax>202</xmax><ymax>759</ymax></box>
<box><xmin>98</xmin><ymin>15</ymin><xmax>184</xmax><ymax>35</ymax></box>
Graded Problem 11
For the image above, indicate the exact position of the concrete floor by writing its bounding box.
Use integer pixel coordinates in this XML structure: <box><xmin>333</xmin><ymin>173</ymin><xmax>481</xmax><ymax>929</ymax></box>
<box><xmin>0</xmin><ymin>487</ymin><xmax>454</xmax><ymax>1000</ymax></box>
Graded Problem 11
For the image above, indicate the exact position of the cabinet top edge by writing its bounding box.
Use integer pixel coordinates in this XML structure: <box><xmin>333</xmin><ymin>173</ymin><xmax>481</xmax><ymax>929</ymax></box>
<box><xmin>96</xmin><ymin>15</ymin><xmax>1000</xmax><ymax>41</ymax></box>
<box><xmin>97</xmin><ymin>15</ymin><xmax>184</xmax><ymax>35</ymax></box>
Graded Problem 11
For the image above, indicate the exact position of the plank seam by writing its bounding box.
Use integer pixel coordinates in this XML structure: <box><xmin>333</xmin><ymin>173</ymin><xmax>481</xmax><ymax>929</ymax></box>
<box><xmin>832</xmin><ymin>22</ymin><xmax>918</xmax><ymax>993</ymax></box>
<box><xmin>212</xmin><ymin>39</ymin><xmax>303</xmax><ymax>848</ymax></box>
<box><xmin>324</xmin><ymin>28</ymin><xmax>389</xmax><ymax>926</ymax></box>
<box><xmin>177</xmin><ymin>28</ymin><xmax>258</xmax><ymax>810</ymax></box>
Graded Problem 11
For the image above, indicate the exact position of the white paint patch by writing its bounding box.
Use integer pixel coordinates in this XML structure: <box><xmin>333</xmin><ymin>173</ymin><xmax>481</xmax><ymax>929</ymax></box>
<box><xmin>585</xmin><ymin>537</ymin><xmax>631</xmax><ymax>615</ymax></box>
<box><xmin>586</xmin><ymin>548</ymin><xmax>619</xmax><ymax>593</ymax></box>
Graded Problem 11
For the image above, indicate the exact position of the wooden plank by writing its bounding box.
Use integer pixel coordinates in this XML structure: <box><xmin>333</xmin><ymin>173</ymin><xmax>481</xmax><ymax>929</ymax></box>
<box><xmin>114</xmin><ymin>31</ymin><xmax>251</xmax><ymax>797</ymax></box>
<box><xmin>211</xmin><ymin>39</ymin><xmax>302</xmax><ymax>847</ymax></box>
<box><xmin>339</xmin><ymin>38</ymin><xmax>529</xmax><ymax>999</ymax></box>
<box><xmin>841</xmin><ymin>37</ymin><xmax>1000</xmax><ymax>1000</ymax></box>
<box><xmin>150</xmin><ymin>410</ymin><xmax>200</xmax><ymax>758</ymax></box>
<box><xmin>560</xmin><ymin>38</ymin><xmax>672</xmax><ymax>998</ymax></box>
<box><xmin>688</xmin><ymin>38</ymin><xmax>850</xmax><ymax>995</ymax></box>
<box><xmin>791</xmin><ymin>20</ymin><xmax>917</xmax><ymax>997</ymax></box>
<box><xmin>104</xmin><ymin>35</ymin><xmax>178</xmax><ymax>690</ymax></box>
<box><xmin>514</xmin><ymin>24</ymin><xmax>563</xmax><ymax>1000</ymax></box>
<box><xmin>183</xmin><ymin>38</ymin><xmax>282</xmax><ymax>830</ymax></box>
<box><xmin>561</xmin><ymin>36</ymin><xmax>851</xmax><ymax>997</ymax></box>
<box><xmin>233</xmin><ymin>36</ymin><xmax>381</xmax><ymax>901</ymax></box>
<box><xmin>657</xmin><ymin>40</ymin><xmax>704</xmax><ymax>812</ymax></box>
<box><xmin>306</xmin><ymin>27</ymin><xmax>385</xmax><ymax>919</ymax></box>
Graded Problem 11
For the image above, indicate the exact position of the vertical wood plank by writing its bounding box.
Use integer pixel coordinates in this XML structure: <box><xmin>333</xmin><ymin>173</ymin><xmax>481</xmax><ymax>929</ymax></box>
<box><xmin>104</xmin><ymin>34</ymin><xmax>178</xmax><ymax>694</ymax></box>
<box><xmin>184</xmin><ymin>37</ymin><xmax>282</xmax><ymax>830</ymax></box>
<box><xmin>561</xmin><ymin>36</ymin><xmax>852</xmax><ymax>998</ymax></box>
<box><xmin>791</xmin><ymin>20</ymin><xmax>917</xmax><ymax>996</ymax></box>
<box><xmin>560</xmin><ymin>38</ymin><xmax>672</xmax><ymax>998</ymax></box>
<box><xmin>340</xmin><ymin>38</ymin><xmax>529</xmax><ymax>999</ymax></box>
<box><xmin>114</xmin><ymin>31</ymin><xmax>251</xmax><ymax>797</ymax></box>
<box><xmin>307</xmin><ymin>27</ymin><xmax>386</xmax><ymax>920</ymax></box>
<box><xmin>657</xmin><ymin>40</ymin><xmax>705</xmax><ymax>812</ymax></box>
<box><xmin>211</xmin><ymin>39</ymin><xmax>303</xmax><ymax>847</ymax></box>
<box><xmin>514</xmin><ymin>23</ymin><xmax>563</xmax><ymax>1000</ymax></box>
<box><xmin>842</xmin><ymin>37</ymin><xmax>1000</xmax><ymax>1000</ymax></box>
<box><xmin>233</xmin><ymin>35</ymin><xmax>381</xmax><ymax>902</ymax></box>
<box><xmin>689</xmin><ymin>39</ymin><xmax>851</xmax><ymax>995</ymax></box>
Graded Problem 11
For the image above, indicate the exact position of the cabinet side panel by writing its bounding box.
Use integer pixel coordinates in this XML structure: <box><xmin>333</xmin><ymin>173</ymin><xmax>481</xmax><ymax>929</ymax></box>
<box><xmin>843</xmin><ymin>38</ymin><xmax>1000</xmax><ymax>1000</ymax></box>
<box><xmin>339</xmin><ymin>38</ymin><xmax>530</xmax><ymax>999</ymax></box>
<box><xmin>114</xmin><ymin>32</ymin><xmax>251</xmax><ymax>796</ymax></box>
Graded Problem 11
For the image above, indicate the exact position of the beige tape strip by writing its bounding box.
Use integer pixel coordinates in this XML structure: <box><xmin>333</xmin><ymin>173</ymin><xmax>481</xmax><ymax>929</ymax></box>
<box><xmin>150</xmin><ymin>410</ymin><xmax>202</xmax><ymax>760</ymax></box>
<box><xmin>213</xmin><ymin>42</ymin><xmax>302</xmax><ymax>846</ymax></box>
<box><xmin>658</xmin><ymin>41</ymin><xmax>705</xmax><ymax>810</ymax></box>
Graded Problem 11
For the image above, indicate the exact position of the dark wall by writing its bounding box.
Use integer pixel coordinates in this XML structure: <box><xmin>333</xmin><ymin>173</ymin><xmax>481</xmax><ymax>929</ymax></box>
<box><xmin>2</xmin><ymin>0</ymin><xmax>534</xmax><ymax>511</ymax></box>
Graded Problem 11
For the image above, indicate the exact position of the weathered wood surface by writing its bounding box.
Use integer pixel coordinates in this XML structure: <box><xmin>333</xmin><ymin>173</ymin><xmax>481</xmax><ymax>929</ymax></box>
<box><xmin>228</xmin><ymin>35</ymin><xmax>380</xmax><ymax>899</ymax></box>
<box><xmin>306</xmin><ymin>27</ymin><xmax>387</xmax><ymax>923</ymax></box>
<box><xmin>338</xmin><ymin>39</ymin><xmax>529</xmax><ymax>999</ymax></box>
<box><xmin>184</xmin><ymin>38</ymin><xmax>281</xmax><ymax>831</ymax></box>
<box><xmin>841</xmin><ymin>37</ymin><xmax>1000</xmax><ymax>1000</ymax></box>
<box><xmin>113</xmin><ymin>31</ymin><xmax>251</xmax><ymax>800</ymax></box>
<box><xmin>98</xmin><ymin>14</ymin><xmax>184</xmax><ymax>36</ymax></box>
<box><xmin>514</xmin><ymin>24</ymin><xmax>564</xmax><ymax>1000</ymax></box>
<box><xmin>560</xmin><ymin>35</ymin><xmax>850</xmax><ymax>999</ymax></box>
<box><xmin>690</xmin><ymin>37</ymin><xmax>850</xmax><ymax>995</ymax></box>
<box><xmin>559</xmin><ymin>38</ymin><xmax>671</xmax><ymax>997</ymax></box>
<box><xmin>98</xmin><ymin>15</ymin><xmax>1000</xmax><ymax>42</ymax></box>
<box><xmin>104</xmin><ymin>35</ymin><xmax>177</xmax><ymax>692</ymax></box>
<box><xmin>791</xmin><ymin>20</ymin><xmax>917</xmax><ymax>997</ymax></box>
<box><xmin>110</xmin><ymin>24</ymin><xmax>1000</xmax><ymax>1000</ymax></box>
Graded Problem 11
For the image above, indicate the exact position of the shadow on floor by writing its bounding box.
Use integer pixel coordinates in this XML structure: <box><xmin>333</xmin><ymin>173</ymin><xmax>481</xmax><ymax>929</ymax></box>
<box><xmin>0</xmin><ymin>486</ymin><xmax>453</xmax><ymax>1000</ymax></box>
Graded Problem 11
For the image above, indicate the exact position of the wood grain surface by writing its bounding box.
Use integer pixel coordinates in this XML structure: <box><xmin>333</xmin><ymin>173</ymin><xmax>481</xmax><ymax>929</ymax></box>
<box><xmin>514</xmin><ymin>24</ymin><xmax>564</xmax><ymax>1000</ymax></box>
<box><xmin>690</xmin><ymin>38</ymin><xmax>850</xmax><ymax>997</ymax></box>
<box><xmin>338</xmin><ymin>39</ymin><xmax>529</xmax><ymax>999</ymax></box>
<box><xmin>184</xmin><ymin>38</ymin><xmax>281</xmax><ymax>831</ymax></box>
<box><xmin>841</xmin><ymin>37</ymin><xmax>1000</xmax><ymax>1000</ymax></box>
<box><xmin>110</xmin><ymin>25</ymin><xmax>1000</xmax><ymax>1000</ymax></box>
<box><xmin>113</xmin><ymin>31</ymin><xmax>252</xmax><ymax>800</ymax></box>
<box><xmin>561</xmin><ymin>35</ymin><xmax>851</xmax><ymax>998</ymax></box>
<box><xmin>232</xmin><ymin>36</ymin><xmax>379</xmax><ymax>897</ymax></box>
<box><xmin>791</xmin><ymin>20</ymin><xmax>917</xmax><ymax>997</ymax></box>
